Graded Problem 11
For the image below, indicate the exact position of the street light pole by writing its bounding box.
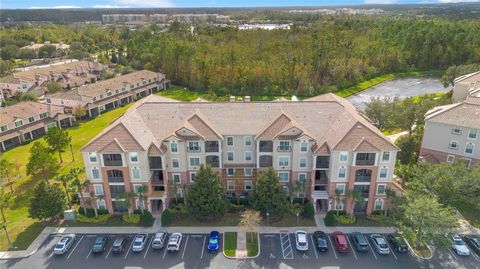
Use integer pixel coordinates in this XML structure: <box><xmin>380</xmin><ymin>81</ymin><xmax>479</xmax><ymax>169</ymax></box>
<box><xmin>266</xmin><ymin>212</ymin><xmax>269</xmax><ymax>225</ymax></box>
<box><xmin>296</xmin><ymin>212</ymin><xmax>299</xmax><ymax>226</ymax></box>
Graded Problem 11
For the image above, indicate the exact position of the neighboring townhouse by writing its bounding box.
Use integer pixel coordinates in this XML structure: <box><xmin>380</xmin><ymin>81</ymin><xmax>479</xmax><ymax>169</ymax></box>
<box><xmin>419</xmin><ymin>96</ymin><xmax>480</xmax><ymax>167</ymax></box>
<box><xmin>0</xmin><ymin>101</ymin><xmax>74</xmax><ymax>151</ymax></box>
<box><xmin>452</xmin><ymin>71</ymin><xmax>480</xmax><ymax>103</ymax></box>
<box><xmin>46</xmin><ymin>70</ymin><xmax>170</xmax><ymax>117</ymax></box>
<box><xmin>80</xmin><ymin>93</ymin><xmax>399</xmax><ymax>216</ymax></box>
<box><xmin>0</xmin><ymin>61</ymin><xmax>105</xmax><ymax>99</ymax></box>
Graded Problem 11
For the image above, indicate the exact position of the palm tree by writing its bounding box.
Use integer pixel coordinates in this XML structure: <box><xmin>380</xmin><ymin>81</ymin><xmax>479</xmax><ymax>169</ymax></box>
<box><xmin>384</xmin><ymin>188</ymin><xmax>397</xmax><ymax>216</ymax></box>
<box><xmin>136</xmin><ymin>185</ymin><xmax>148</xmax><ymax>214</ymax></box>
<box><xmin>347</xmin><ymin>189</ymin><xmax>364</xmax><ymax>215</ymax></box>
<box><xmin>57</xmin><ymin>173</ymin><xmax>73</xmax><ymax>208</ymax></box>
<box><xmin>287</xmin><ymin>182</ymin><xmax>295</xmax><ymax>204</ymax></box>
<box><xmin>332</xmin><ymin>189</ymin><xmax>345</xmax><ymax>216</ymax></box>
<box><xmin>69</xmin><ymin>167</ymin><xmax>87</xmax><ymax>215</ymax></box>
<box><xmin>295</xmin><ymin>180</ymin><xmax>307</xmax><ymax>205</ymax></box>
<box><xmin>119</xmin><ymin>192</ymin><xmax>137</xmax><ymax>217</ymax></box>
<box><xmin>89</xmin><ymin>191</ymin><xmax>99</xmax><ymax>218</ymax></box>
<box><xmin>0</xmin><ymin>159</ymin><xmax>15</xmax><ymax>193</ymax></box>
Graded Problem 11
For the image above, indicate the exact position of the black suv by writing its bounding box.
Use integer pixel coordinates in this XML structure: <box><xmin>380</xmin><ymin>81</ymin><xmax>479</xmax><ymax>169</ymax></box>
<box><xmin>313</xmin><ymin>231</ymin><xmax>328</xmax><ymax>252</ymax></box>
<box><xmin>351</xmin><ymin>232</ymin><xmax>369</xmax><ymax>252</ymax></box>
<box><xmin>386</xmin><ymin>234</ymin><xmax>408</xmax><ymax>253</ymax></box>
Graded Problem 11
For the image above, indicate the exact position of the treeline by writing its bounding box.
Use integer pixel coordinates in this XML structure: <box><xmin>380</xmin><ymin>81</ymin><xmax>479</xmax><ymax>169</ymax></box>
<box><xmin>125</xmin><ymin>17</ymin><xmax>480</xmax><ymax>96</ymax></box>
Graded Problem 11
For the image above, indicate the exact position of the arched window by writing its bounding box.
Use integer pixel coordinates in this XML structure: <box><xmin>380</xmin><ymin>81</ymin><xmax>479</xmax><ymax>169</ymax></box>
<box><xmin>91</xmin><ymin>167</ymin><xmax>100</xmax><ymax>180</ymax></box>
<box><xmin>374</xmin><ymin>199</ymin><xmax>384</xmax><ymax>211</ymax></box>
<box><xmin>132</xmin><ymin>166</ymin><xmax>141</xmax><ymax>180</ymax></box>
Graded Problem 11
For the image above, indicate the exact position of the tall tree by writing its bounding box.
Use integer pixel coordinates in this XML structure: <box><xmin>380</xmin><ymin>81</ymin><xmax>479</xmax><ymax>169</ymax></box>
<box><xmin>44</xmin><ymin>127</ymin><xmax>71</xmax><ymax>163</ymax></box>
<box><xmin>69</xmin><ymin>168</ymin><xmax>87</xmax><ymax>215</ymax></box>
<box><xmin>26</xmin><ymin>142</ymin><xmax>58</xmax><ymax>181</ymax></box>
<box><xmin>347</xmin><ymin>189</ymin><xmax>364</xmax><ymax>215</ymax></box>
<box><xmin>0</xmin><ymin>190</ymin><xmax>13</xmax><ymax>223</ymax></box>
<box><xmin>28</xmin><ymin>181</ymin><xmax>66</xmax><ymax>221</ymax></box>
<box><xmin>119</xmin><ymin>191</ymin><xmax>137</xmax><ymax>218</ymax></box>
<box><xmin>384</xmin><ymin>188</ymin><xmax>397</xmax><ymax>217</ymax></box>
<box><xmin>187</xmin><ymin>165</ymin><xmax>229</xmax><ymax>219</ymax></box>
<box><xmin>0</xmin><ymin>159</ymin><xmax>15</xmax><ymax>193</ymax></box>
<box><xmin>251</xmin><ymin>168</ymin><xmax>288</xmax><ymax>216</ymax></box>
<box><xmin>239</xmin><ymin>209</ymin><xmax>262</xmax><ymax>244</ymax></box>
<box><xmin>136</xmin><ymin>184</ymin><xmax>148</xmax><ymax>214</ymax></box>
<box><xmin>57</xmin><ymin>173</ymin><xmax>72</xmax><ymax>208</ymax></box>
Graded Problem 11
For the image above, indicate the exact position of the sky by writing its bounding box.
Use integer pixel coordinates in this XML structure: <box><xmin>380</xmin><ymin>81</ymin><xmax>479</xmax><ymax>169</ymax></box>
<box><xmin>0</xmin><ymin>0</ymin><xmax>478</xmax><ymax>9</ymax></box>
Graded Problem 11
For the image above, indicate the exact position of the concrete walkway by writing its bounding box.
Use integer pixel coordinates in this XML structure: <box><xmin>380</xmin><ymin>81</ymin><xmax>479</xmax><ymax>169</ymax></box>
<box><xmin>235</xmin><ymin>231</ymin><xmax>247</xmax><ymax>259</ymax></box>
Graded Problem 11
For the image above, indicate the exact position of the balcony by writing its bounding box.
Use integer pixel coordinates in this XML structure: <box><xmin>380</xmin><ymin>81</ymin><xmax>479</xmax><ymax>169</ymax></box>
<box><xmin>315</xmin><ymin>170</ymin><xmax>328</xmax><ymax>184</ymax></box>
<box><xmin>311</xmin><ymin>190</ymin><xmax>328</xmax><ymax>199</ymax></box>
<box><xmin>107</xmin><ymin>170</ymin><xmax>124</xmax><ymax>183</ymax></box>
<box><xmin>206</xmin><ymin>155</ymin><xmax>220</xmax><ymax>168</ymax></box>
<box><xmin>259</xmin><ymin>155</ymin><xmax>273</xmax><ymax>168</ymax></box>
<box><xmin>150</xmin><ymin>185</ymin><xmax>165</xmax><ymax>197</ymax></box>
<box><xmin>355</xmin><ymin>169</ymin><xmax>372</xmax><ymax>183</ymax></box>
<box><xmin>151</xmin><ymin>170</ymin><xmax>164</xmax><ymax>185</ymax></box>
<box><xmin>259</xmin><ymin>141</ymin><xmax>273</xmax><ymax>152</ymax></box>
<box><xmin>315</xmin><ymin>156</ymin><xmax>330</xmax><ymax>169</ymax></box>
<box><xmin>103</xmin><ymin>154</ymin><xmax>123</xmax><ymax>166</ymax></box>
<box><xmin>187</xmin><ymin>146</ymin><xmax>201</xmax><ymax>152</ymax></box>
<box><xmin>355</xmin><ymin>153</ymin><xmax>376</xmax><ymax>166</ymax></box>
<box><xmin>277</xmin><ymin>145</ymin><xmax>291</xmax><ymax>152</ymax></box>
<box><xmin>205</xmin><ymin>141</ymin><xmax>219</xmax><ymax>152</ymax></box>
<box><xmin>149</xmin><ymin>156</ymin><xmax>163</xmax><ymax>170</ymax></box>
<box><xmin>109</xmin><ymin>185</ymin><xmax>125</xmax><ymax>199</ymax></box>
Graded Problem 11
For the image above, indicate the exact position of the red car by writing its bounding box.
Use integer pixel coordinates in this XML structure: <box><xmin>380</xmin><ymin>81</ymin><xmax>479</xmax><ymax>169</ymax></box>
<box><xmin>332</xmin><ymin>231</ymin><xmax>349</xmax><ymax>253</ymax></box>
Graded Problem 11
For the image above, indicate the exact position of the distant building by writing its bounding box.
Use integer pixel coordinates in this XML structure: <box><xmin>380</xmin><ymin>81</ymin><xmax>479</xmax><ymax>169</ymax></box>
<box><xmin>287</xmin><ymin>8</ymin><xmax>385</xmax><ymax>15</ymax></box>
<box><xmin>452</xmin><ymin>71</ymin><xmax>480</xmax><ymax>103</ymax></box>
<box><xmin>150</xmin><ymin>14</ymin><xmax>168</xmax><ymax>24</ymax></box>
<box><xmin>0</xmin><ymin>101</ymin><xmax>74</xmax><ymax>151</ymax></box>
<box><xmin>102</xmin><ymin>14</ymin><xmax>146</xmax><ymax>23</ymax></box>
<box><xmin>238</xmin><ymin>24</ymin><xmax>291</xmax><ymax>30</ymax></box>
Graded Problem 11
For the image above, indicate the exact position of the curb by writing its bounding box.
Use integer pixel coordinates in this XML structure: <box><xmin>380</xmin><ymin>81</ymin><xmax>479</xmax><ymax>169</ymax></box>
<box><xmin>247</xmin><ymin>232</ymin><xmax>261</xmax><ymax>259</ymax></box>
<box><xmin>404</xmin><ymin>238</ymin><xmax>433</xmax><ymax>260</ymax></box>
<box><xmin>222</xmin><ymin>232</ymin><xmax>236</xmax><ymax>259</ymax></box>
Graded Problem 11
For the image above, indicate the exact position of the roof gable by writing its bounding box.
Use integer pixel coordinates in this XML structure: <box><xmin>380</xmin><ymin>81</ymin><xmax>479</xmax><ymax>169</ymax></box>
<box><xmin>353</xmin><ymin>138</ymin><xmax>381</xmax><ymax>151</ymax></box>
<box><xmin>100</xmin><ymin>138</ymin><xmax>126</xmax><ymax>152</ymax></box>
<box><xmin>187</xmin><ymin>111</ymin><xmax>223</xmax><ymax>140</ymax></box>
<box><xmin>82</xmin><ymin>123</ymin><xmax>144</xmax><ymax>152</ymax></box>
<box><xmin>335</xmin><ymin>123</ymin><xmax>398</xmax><ymax>151</ymax></box>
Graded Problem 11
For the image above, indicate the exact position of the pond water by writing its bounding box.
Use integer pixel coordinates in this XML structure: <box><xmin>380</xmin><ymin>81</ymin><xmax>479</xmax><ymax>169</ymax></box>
<box><xmin>347</xmin><ymin>77</ymin><xmax>452</xmax><ymax>110</ymax></box>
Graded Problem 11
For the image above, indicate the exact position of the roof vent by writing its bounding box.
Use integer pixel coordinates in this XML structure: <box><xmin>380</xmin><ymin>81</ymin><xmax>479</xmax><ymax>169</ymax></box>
<box><xmin>229</xmin><ymin>96</ymin><xmax>235</xmax><ymax>103</ymax></box>
<box><xmin>245</xmin><ymin>96</ymin><xmax>251</xmax><ymax>102</ymax></box>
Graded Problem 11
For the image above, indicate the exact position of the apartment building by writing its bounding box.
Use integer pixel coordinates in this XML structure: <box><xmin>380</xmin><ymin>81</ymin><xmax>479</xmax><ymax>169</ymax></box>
<box><xmin>46</xmin><ymin>70</ymin><xmax>170</xmax><ymax>117</ymax></box>
<box><xmin>452</xmin><ymin>71</ymin><xmax>480</xmax><ymax>103</ymax></box>
<box><xmin>0</xmin><ymin>61</ymin><xmax>105</xmax><ymax>100</ymax></box>
<box><xmin>102</xmin><ymin>14</ymin><xmax>146</xmax><ymax>23</ymax></box>
<box><xmin>0</xmin><ymin>101</ymin><xmax>74</xmax><ymax>151</ymax></box>
<box><xmin>80</xmin><ymin>93</ymin><xmax>398</xmax><ymax>216</ymax></box>
<box><xmin>419</xmin><ymin>95</ymin><xmax>480</xmax><ymax>167</ymax></box>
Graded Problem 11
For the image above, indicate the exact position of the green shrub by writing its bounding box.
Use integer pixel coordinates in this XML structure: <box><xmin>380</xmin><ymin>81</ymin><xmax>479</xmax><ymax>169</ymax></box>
<box><xmin>302</xmin><ymin>202</ymin><xmax>315</xmax><ymax>219</ymax></box>
<box><xmin>335</xmin><ymin>214</ymin><xmax>356</xmax><ymax>224</ymax></box>
<box><xmin>324</xmin><ymin>211</ymin><xmax>336</xmax><ymax>226</ymax></box>
<box><xmin>161</xmin><ymin>208</ymin><xmax>174</xmax><ymax>226</ymax></box>
<box><xmin>367</xmin><ymin>213</ymin><xmax>387</xmax><ymax>223</ymax></box>
<box><xmin>293</xmin><ymin>198</ymin><xmax>310</xmax><ymax>204</ymax></box>
<box><xmin>229</xmin><ymin>204</ymin><xmax>245</xmax><ymax>213</ymax></box>
<box><xmin>122</xmin><ymin>213</ymin><xmax>141</xmax><ymax>224</ymax></box>
<box><xmin>77</xmin><ymin>208</ymin><xmax>109</xmax><ymax>217</ymax></box>
<box><xmin>140</xmin><ymin>211</ymin><xmax>155</xmax><ymax>227</ymax></box>
<box><xmin>77</xmin><ymin>213</ymin><xmax>111</xmax><ymax>223</ymax></box>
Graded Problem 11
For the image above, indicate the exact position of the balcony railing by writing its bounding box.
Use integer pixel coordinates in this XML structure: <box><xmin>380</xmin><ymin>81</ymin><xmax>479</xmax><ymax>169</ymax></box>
<box><xmin>205</xmin><ymin>141</ymin><xmax>219</xmax><ymax>152</ymax></box>
<box><xmin>149</xmin><ymin>157</ymin><xmax>163</xmax><ymax>170</ymax></box>
<box><xmin>103</xmin><ymin>154</ymin><xmax>122</xmax><ymax>166</ymax></box>
<box><xmin>151</xmin><ymin>170</ymin><xmax>164</xmax><ymax>185</ymax></box>
<box><xmin>187</xmin><ymin>146</ymin><xmax>201</xmax><ymax>152</ymax></box>
<box><xmin>277</xmin><ymin>146</ymin><xmax>291</xmax><ymax>152</ymax></box>
<box><xmin>104</xmin><ymin>160</ymin><xmax>123</xmax><ymax>166</ymax></box>
<box><xmin>259</xmin><ymin>155</ymin><xmax>273</xmax><ymax>168</ymax></box>
<box><xmin>259</xmin><ymin>141</ymin><xmax>273</xmax><ymax>152</ymax></box>
<box><xmin>316</xmin><ymin>156</ymin><xmax>330</xmax><ymax>169</ymax></box>
<box><xmin>206</xmin><ymin>155</ymin><xmax>220</xmax><ymax>168</ymax></box>
<box><xmin>315</xmin><ymin>170</ymin><xmax>328</xmax><ymax>184</ymax></box>
<box><xmin>355</xmin><ymin>176</ymin><xmax>372</xmax><ymax>183</ymax></box>
<box><xmin>108</xmin><ymin>176</ymin><xmax>124</xmax><ymax>183</ymax></box>
<box><xmin>355</xmin><ymin>160</ymin><xmax>375</xmax><ymax>166</ymax></box>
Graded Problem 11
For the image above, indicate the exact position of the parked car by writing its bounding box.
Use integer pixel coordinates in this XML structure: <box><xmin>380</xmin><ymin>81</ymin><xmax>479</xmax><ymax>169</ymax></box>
<box><xmin>295</xmin><ymin>230</ymin><xmax>309</xmax><ymax>251</ymax></box>
<box><xmin>370</xmin><ymin>234</ymin><xmax>390</xmax><ymax>255</ymax></box>
<box><xmin>351</xmin><ymin>232</ymin><xmax>369</xmax><ymax>252</ymax></box>
<box><xmin>152</xmin><ymin>231</ymin><xmax>168</xmax><ymax>250</ymax></box>
<box><xmin>332</xmin><ymin>231</ymin><xmax>349</xmax><ymax>253</ymax></box>
<box><xmin>91</xmin><ymin>235</ymin><xmax>108</xmax><ymax>254</ymax></box>
<box><xmin>387</xmin><ymin>234</ymin><xmax>408</xmax><ymax>253</ymax></box>
<box><xmin>464</xmin><ymin>235</ymin><xmax>480</xmax><ymax>255</ymax></box>
<box><xmin>112</xmin><ymin>236</ymin><xmax>127</xmax><ymax>254</ymax></box>
<box><xmin>313</xmin><ymin>231</ymin><xmax>328</xmax><ymax>252</ymax></box>
<box><xmin>167</xmin><ymin>233</ymin><xmax>183</xmax><ymax>252</ymax></box>
<box><xmin>451</xmin><ymin>235</ymin><xmax>470</xmax><ymax>256</ymax></box>
<box><xmin>53</xmin><ymin>234</ymin><xmax>76</xmax><ymax>255</ymax></box>
<box><xmin>132</xmin><ymin>233</ymin><xmax>148</xmax><ymax>252</ymax></box>
<box><xmin>207</xmin><ymin>231</ymin><xmax>220</xmax><ymax>252</ymax></box>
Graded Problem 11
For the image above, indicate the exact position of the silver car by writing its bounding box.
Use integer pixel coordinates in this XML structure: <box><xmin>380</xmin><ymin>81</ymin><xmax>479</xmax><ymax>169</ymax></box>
<box><xmin>132</xmin><ymin>233</ymin><xmax>148</xmax><ymax>252</ymax></box>
<box><xmin>167</xmin><ymin>233</ymin><xmax>183</xmax><ymax>252</ymax></box>
<box><xmin>152</xmin><ymin>231</ymin><xmax>168</xmax><ymax>250</ymax></box>
<box><xmin>370</xmin><ymin>234</ymin><xmax>390</xmax><ymax>255</ymax></box>
<box><xmin>295</xmin><ymin>230</ymin><xmax>309</xmax><ymax>252</ymax></box>
<box><xmin>53</xmin><ymin>234</ymin><xmax>76</xmax><ymax>255</ymax></box>
<box><xmin>452</xmin><ymin>235</ymin><xmax>470</xmax><ymax>256</ymax></box>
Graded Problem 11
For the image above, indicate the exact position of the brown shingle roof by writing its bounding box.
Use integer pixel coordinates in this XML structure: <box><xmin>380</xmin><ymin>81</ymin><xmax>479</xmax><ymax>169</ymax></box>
<box><xmin>425</xmin><ymin>96</ymin><xmax>480</xmax><ymax>129</ymax></box>
<box><xmin>0</xmin><ymin>101</ymin><xmax>65</xmax><ymax>125</ymax></box>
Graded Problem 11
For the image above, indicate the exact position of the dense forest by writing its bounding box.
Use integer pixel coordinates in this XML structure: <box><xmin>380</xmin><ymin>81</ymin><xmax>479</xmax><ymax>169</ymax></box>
<box><xmin>1</xmin><ymin>16</ymin><xmax>480</xmax><ymax>96</ymax></box>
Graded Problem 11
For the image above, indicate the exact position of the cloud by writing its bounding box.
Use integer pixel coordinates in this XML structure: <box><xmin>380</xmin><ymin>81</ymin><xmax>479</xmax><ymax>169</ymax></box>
<box><xmin>364</xmin><ymin>0</ymin><xmax>397</xmax><ymax>3</ymax></box>
<box><xmin>29</xmin><ymin>5</ymin><xmax>81</xmax><ymax>9</ymax></box>
<box><xmin>111</xmin><ymin>0</ymin><xmax>175</xmax><ymax>7</ymax></box>
<box><xmin>437</xmin><ymin>0</ymin><xmax>479</xmax><ymax>2</ymax></box>
<box><xmin>93</xmin><ymin>4</ymin><xmax>126</xmax><ymax>8</ymax></box>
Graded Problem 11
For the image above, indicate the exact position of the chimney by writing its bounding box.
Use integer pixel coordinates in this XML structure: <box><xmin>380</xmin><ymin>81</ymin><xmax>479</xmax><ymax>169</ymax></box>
<box><xmin>245</xmin><ymin>96</ymin><xmax>251</xmax><ymax>102</ymax></box>
<box><xmin>229</xmin><ymin>96</ymin><xmax>235</xmax><ymax>103</ymax></box>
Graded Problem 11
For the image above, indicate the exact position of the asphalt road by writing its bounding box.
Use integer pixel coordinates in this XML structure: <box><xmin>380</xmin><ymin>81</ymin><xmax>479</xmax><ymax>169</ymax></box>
<box><xmin>2</xmin><ymin>232</ymin><xmax>479</xmax><ymax>269</ymax></box>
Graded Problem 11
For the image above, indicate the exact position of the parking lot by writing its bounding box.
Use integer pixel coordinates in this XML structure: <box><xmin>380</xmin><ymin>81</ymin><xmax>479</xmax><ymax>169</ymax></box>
<box><xmin>2</xmin><ymin>232</ymin><xmax>479</xmax><ymax>269</ymax></box>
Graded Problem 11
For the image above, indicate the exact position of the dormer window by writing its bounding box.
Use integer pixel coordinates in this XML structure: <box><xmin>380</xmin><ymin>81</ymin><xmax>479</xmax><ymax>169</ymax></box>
<box><xmin>14</xmin><ymin>119</ymin><xmax>23</xmax><ymax>127</ymax></box>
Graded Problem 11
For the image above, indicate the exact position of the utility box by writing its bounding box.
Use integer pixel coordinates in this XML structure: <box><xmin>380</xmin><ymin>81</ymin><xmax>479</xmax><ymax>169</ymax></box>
<box><xmin>64</xmin><ymin>209</ymin><xmax>76</xmax><ymax>221</ymax></box>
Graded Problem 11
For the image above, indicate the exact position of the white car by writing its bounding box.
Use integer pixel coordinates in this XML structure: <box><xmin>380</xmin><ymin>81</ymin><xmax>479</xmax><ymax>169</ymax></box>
<box><xmin>295</xmin><ymin>230</ymin><xmax>308</xmax><ymax>251</ymax></box>
<box><xmin>132</xmin><ymin>233</ymin><xmax>148</xmax><ymax>252</ymax></box>
<box><xmin>53</xmin><ymin>234</ymin><xmax>76</xmax><ymax>255</ymax></box>
<box><xmin>167</xmin><ymin>233</ymin><xmax>183</xmax><ymax>252</ymax></box>
<box><xmin>152</xmin><ymin>231</ymin><xmax>168</xmax><ymax>249</ymax></box>
<box><xmin>452</xmin><ymin>235</ymin><xmax>470</xmax><ymax>256</ymax></box>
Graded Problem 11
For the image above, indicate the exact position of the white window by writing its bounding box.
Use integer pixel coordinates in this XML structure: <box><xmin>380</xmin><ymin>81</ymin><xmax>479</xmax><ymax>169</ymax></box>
<box><xmin>94</xmin><ymin>184</ymin><xmax>104</xmax><ymax>195</ymax></box>
<box><xmin>278</xmin><ymin>156</ymin><xmax>289</xmax><ymax>167</ymax></box>
<box><xmin>227</xmin><ymin>152</ymin><xmax>234</xmax><ymax>161</ymax></box>
<box><xmin>446</xmin><ymin>155</ymin><xmax>455</xmax><ymax>163</ymax></box>
<box><xmin>299</xmin><ymin>158</ymin><xmax>307</xmax><ymax>168</ymax></box>
<box><xmin>278</xmin><ymin>172</ymin><xmax>289</xmax><ymax>182</ymax></box>
<box><xmin>300</xmin><ymin>142</ymin><xmax>308</xmax><ymax>152</ymax></box>
<box><xmin>465</xmin><ymin>143</ymin><xmax>475</xmax><ymax>154</ymax></box>
<box><xmin>172</xmin><ymin>159</ymin><xmax>180</xmax><ymax>169</ymax></box>
<box><xmin>449</xmin><ymin>140</ymin><xmax>458</xmax><ymax>149</ymax></box>
<box><xmin>227</xmin><ymin>168</ymin><xmax>235</xmax><ymax>176</ymax></box>
<box><xmin>379</xmin><ymin>166</ymin><xmax>388</xmax><ymax>179</ymax></box>
<box><xmin>97</xmin><ymin>199</ymin><xmax>106</xmax><ymax>210</ymax></box>
<box><xmin>188</xmin><ymin>141</ymin><xmax>200</xmax><ymax>151</ymax></box>
<box><xmin>374</xmin><ymin>199</ymin><xmax>384</xmax><ymax>211</ymax></box>
<box><xmin>338</xmin><ymin>166</ymin><xmax>347</xmax><ymax>179</ymax></box>
<box><xmin>170</xmin><ymin>141</ymin><xmax>178</xmax><ymax>153</ymax></box>
<box><xmin>190</xmin><ymin>172</ymin><xmax>196</xmax><ymax>182</ymax></box>
<box><xmin>132</xmin><ymin>166</ymin><xmax>141</xmax><ymax>180</ymax></box>
<box><xmin>89</xmin><ymin>152</ymin><xmax>98</xmax><ymax>163</ymax></box>
<box><xmin>244</xmin><ymin>136</ymin><xmax>253</xmax><ymax>147</ymax></box>
<box><xmin>189</xmin><ymin>157</ymin><xmax>200</xmax><ymax>166</ymax></box>
<box><xmin>244</xmin><ymin>151</ymin><xmax>252</xmax><ymax>161</ymax></box>
<box><xmin>339</xmin><ymin>151</ymin><xmax>348</xmax><ymax>163</ymax></box>
<box><xmin>172</xmin><ymin>173</ymin><xmax>181</xmax><ymax>184</ymax></box>
<box><xmin>244</xmin><ymin>168</ymin><xmax>253</xmax><ymax>177</ymax></box>
<box><xmin>227</xmin><ymin>180</ymin><xmax>235</xmax><ymax>191</ymax></box>
<box><xmin>226</xmin><ymin>136</ymin><xmax>234</xmax><ymax>147</ymax></box>
<box><xmin>130</xmin><ymin>152</ymin><xmax>138</xmax><ymax>163</ymax></box>
<box><xmin>14</xmin><ymin>120</ymin><xmax>23</xmax><ymax>127</ymax></box>
<box><xmin>244</xmin><ymin>180</ymin><xmax>253</xmax><ymax>191</ymax></box>
<box><xmin>376</xmin><ymin>184</ymin><xmax>386</xmax><ymax>195</ymax></box>
<box><xmin>0</xmin><ymin>125</ymin><xmax>7</xmax><ymax>132</ymax></box>
<box><xmin>298</xmin><ymin>173</ymin><xmax>307</xmax><ymax>182</ymax></box>
<box><xmin>382</xmin><ymin>152</ymin><xmax>390</xmax><ymax>162</ymax></box>
<box><xmin>92</xmin><ymin>167</ymin><xmax>100</xmax><ymax>180</ymax></box>
<box><xmin>469</xmin><ymin>129</ymin><xmax>478</xmax><ymax>140</ymax></box>
<box><xmin>278</xmin><ymin>141</ymin><xmax>290</xmax><ymax>151</ymax></box>
<box><xmin>452</xmin><ymin>126</ymin><xmax>462</xmax><ymax>134</ymax></box>
<box><xmin>335</xmin><ymin>184</ymin><xmax>346</xmax><ymax>195</ymax></box>
<box><xmin>335</xmin><ymin>200</ymin><xmax>344</xmax><ymax>210</ymax></box>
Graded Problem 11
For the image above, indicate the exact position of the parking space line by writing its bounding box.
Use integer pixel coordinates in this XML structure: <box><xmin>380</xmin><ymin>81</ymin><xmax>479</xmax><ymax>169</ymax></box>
<box><xmin>105</xmin><ymin>244</ymin><xmax>113</xmax><ymax>259</ymax></box>
<box><xmin>309</xmin><ymin>235</ymin><xmax>318</xmax><ymax>259</ymax></box>
<box><xmin>48</xmin><ymin>252</ymin><xmax>54</xmax><ymax>259</ymax></box>
<box><xmin>67</xmin><ymin>235</ymin><xmax>84</xmax><ymax>260</ymax></box>
<box><xmin>200</xmin><ymin>235</ymin><xmax>206</xmax><ymax>259</ymax></box>
<box><xmin>85</xmin><ymin>249</ymin><xmax>92</xmax><ymax>259</ymax></box>
<box><xmin>181</xmin><ymin>235</ymin><xmax>189</xmax><ymax>260</ymax></box>
<box><xmin>383</xmin><ymin>235</ymin><xmax>397</xmax><ymax>260</ymax></box>
<box><xmin>448</xmin><ymin>248</ymin><xmax>458</xmax><ymax>261</ymax></box>
<box><xmin>327</xmin><ymin>235</ymin><xmax>338</xmax><ymax>259</ymax></box>
<box><xmin>279</xmin><ymin>232</ymin><xmax>293</xmax><ymax>259</ymax></box>
<box><xmin>346</xmin><ymin>235</ymin><xmax>357</xmax><ymax>260</ymax></box>
<box><xmin>124</xmin><ymin>238</ymin><xmax>135</xmax><ymax>259</ymax></box>
<box><xmin>365</xmin><ymin>236</ymin><xmax>377</xmax><ymax>260</ymax></box>
<box><xmin>144</xmin><ymin>235</ymin><xmax>153</xmax><ymax>259</ymax></box>
<box><xmin>162</xmin><ymin>243</ymin><xmax>168</xmax><ymax>259</ymax></box>
<box><xmin>471</xmin><ymin>252</ymin><xmax>480</xmax><ymax>262</ymax></box>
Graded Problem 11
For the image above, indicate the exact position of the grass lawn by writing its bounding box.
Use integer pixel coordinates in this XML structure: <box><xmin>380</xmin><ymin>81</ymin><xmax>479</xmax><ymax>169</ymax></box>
<box><xmin>246</xmin><ymin>232</ymin><xmax>259</xmax><ymax>257</ymax></box>
<box><xmin>168</xmin><ymin>212</ymin><xmax>240</xmax><ymax>227</ymax></box>
<box><xmin>263</xmin><ymin>213</ymin><xmax>316</xmax><ymax>227</ymax></box>
<box><xmin>60</xmin><ymin>216</ymin><xmax>140</xmax><ymax>227</ymax></box>
<box><xmin>0</xmin><ymin>104</ymin><xmax>132</xmax><ymax>251</ymax></box>
<box><xmin>157</xmin><ymin>86</ymin><xmax>286</xmax><ymax>102</ymax></box>
<box><xmin>456</xmin><ymin>202</ymin><xmax>480</xmax><ymax>229</ymax></box>
<box><xmin>224</xmin><ymin>232</ymin><xmax>237</xmax><ymax>257</ymax></box>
